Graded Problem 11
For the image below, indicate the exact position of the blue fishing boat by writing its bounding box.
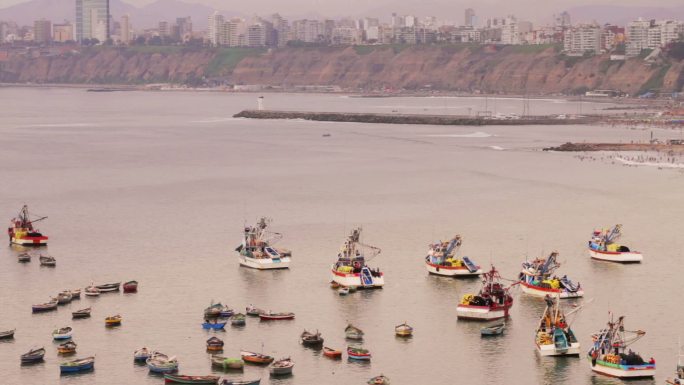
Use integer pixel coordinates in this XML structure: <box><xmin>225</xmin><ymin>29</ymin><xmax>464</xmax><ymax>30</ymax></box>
<box><xmin>60</xmin><ymin>356</ymin><xmax>95</xmax><ymax>373</ymax></box>
<box><xmin>202</xmin><ymin>321</ymin><xmax>226</xmax><ymax>330</ymax></box>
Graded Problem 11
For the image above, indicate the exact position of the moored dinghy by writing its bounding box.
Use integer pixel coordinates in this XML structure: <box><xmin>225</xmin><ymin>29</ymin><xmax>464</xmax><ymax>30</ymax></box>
<box><xmin>147</xmin><ymin>352</ymin><xmax>179</xmax><ymax>373</ymax></box>
<box><xmin>123</xmin><ymin>280</ymin><xmax>138</xmax><ymax>293</ymax></box>
<box><xmin>32</xmin><ymin>298</ymin><xmax>58</xmax><ymax>313</ymax></box>
<box><xmin>259</xmin><ymin>311</ymin><xmax>294</xmax><ymax>321</ymax></box>
<box><xmin>18</xmin><ymin>252</ymin><xmax>32</xmax><ymax>262</ymax></box>
<box><xmin>70</xmin><ymin>289</ymin><xmax>81</xmax><ymax>299</ymax></box>
<box><xmin>52</xmin><ymin>327</ymin><xmax>73</xmax><ymax>340</ymax></box>
<box><xmin>39</xmin><ymin>254</ymin><xmax>56</xmax><ymax>266</ymax></box>
<box><xmin>84</xmin><ymin>286</ymin><xmax>100</xmax><ymax>297</ymax></box>
<box><xmin>202</xmin><ymin>320</ymin><xmax>227</xmax><ymax>330</ymax></box>
<box><xmin>480</xmin><ymin>322</ymin><xmax>505</xmax><ymax>336</ymax></box>
<box><xmin>206</xmin><ymin>337</ymin><xmax>224</xmax><ymax>351</ymax></box>
<box><xmin>347</xmin><ymin>346</ymin><xmax>371</xmax><ymax>361</ymax></box>
<box><xmin>588</xmin><ymin>224</ymin><xmax>643</xmax><ymax>263</ymax></box>
<box><xmin>96</xmin><ymin>282</ymin><xmax>121</xmax><ymax>293</ymax></box>
<box><xmin>394</xmin><ymin>322</ymin><xmax>413</xmax><ymax>337</ymax></box>
<box><xmin>134</xmin><ymin>347</ymin><xmax>152</xmax><ymax>362</ymax></box>
<box><xmin>219</xmin><ymin>379</ymin><xmax>260</xmax><ymax>385</ymax></box>
<box><xmin>323</xmin><ymin>347</ymin><xmax>342</xmax><ymax>359</ymax></box>
<box><xmin>163</xmin><ymin>374</ymin><xmax>220</xmax><ymax>384</ymax></box>
<box><xmin>57</xmin><ymin>291</ymin><xmax>73</xmax><ymax>305</ymax></box>
<box><xmin>105</xmin><ymin>314</ymin><xmax>122</xmax><ymax>326</ymax></box>
<box><xmin>60</xmin><ymin>356</ymin><xmax>95</xmax><ymax>373</ymax></box>
<box><xmin>211</xmin><ymin>355</ymin><xmax>244</xmax><ymax>370</ymax></box>
<box><xmin>368</xmin><ymin>375</ymin><xmax>391</xmax><ymax>385</ymax></box>
<box><xmin>345</xmin><ymin>324</ymin><xmax>364</xmax><ymax>340</ymax></box>
<box><xmin>57</xmin><ymin>341</ymin><xmax>77</xmax><ymax>355</ymax></box>
<box><xmin>219</xmin><ymin>305</ymin><xmax>234</xmax><ymax>318</ymax></box>
<box><xmin>587</xmin><ymin>314</ymin><xmax>654</xmax><ymax>378</ymax></box>
<box><xmin>231</xmin><ymin>313</ymin><xmax>246</xmax><ymax>326</ymax></box>
<box><xmin>204</xmin><ymin>302</ymin><xmax>223</xmax><ymax>318</ymax></box>
<box><xmin>241</xmin><ymin>350</ymin><xmax>274</xmax><ymax>365</ymax></box>
<box><xmin>245</xmin><ymin>305</ymin><xmax>263</xmax><ymax>316</ymax></box>
<box><xmin>72</xmin><ymin>307</ymin><xmax>91</xmax><ymax>319</ymax></box>
<box><xmin>21</xmin><ymin>347</ymin><xmax>45</xmax><ymax>363</ymax></box>
<box><xmin>0</xmin><ymin>329</ymin><xmax>16</xmax><ymax>339</ymax></box>
<box><xmin>269</xmin><ymin>357</ymin><xmax>294</xmax><ymax>375</ymax></box>
<box><xmin>301</xmin><ymin>330</ymin><xmax>324</xmax><ymax>346</ymax></box>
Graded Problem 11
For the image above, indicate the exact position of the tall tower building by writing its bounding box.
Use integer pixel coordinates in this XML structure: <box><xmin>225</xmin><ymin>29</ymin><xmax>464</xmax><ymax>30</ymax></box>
<box><xmin>76</xmin><ymin>0</ymin><xmax>110</xmax><ymax>43</ymax></box>
<box><xmin>120</xmin><ymin>14</ymin><xmax>130</xmax><ymax>43</ymax></box>
<box><xmin>33</xmin><ymin>19</ymin><xmax>52</xmax><ymax>43</ymax></box>
<box><xmin>465</xmin><ymin>8</ymin><xmax>475</xmax><ymax>27</ymax></box>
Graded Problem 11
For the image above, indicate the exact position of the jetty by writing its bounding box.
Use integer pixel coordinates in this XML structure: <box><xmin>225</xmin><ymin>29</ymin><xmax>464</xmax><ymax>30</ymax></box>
<box><xmin>233</xmin><ymin>110</ymin><xmax>600</xmax><ymax>126</ymax></box>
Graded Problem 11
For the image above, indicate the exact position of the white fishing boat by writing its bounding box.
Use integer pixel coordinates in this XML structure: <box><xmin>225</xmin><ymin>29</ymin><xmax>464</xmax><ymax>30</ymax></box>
<box><xmin>424</xmin><ymin>234</ymin><xmax>482</xmax><ymax>277</ymax></box>
<box><xmin>587</xmin><ymin>314</ymin><xmax>655</xmax><ymax>378</ymax></box>
<box><xmin>535</xmin><ymin>295</ymin><xmax>581</xmax><ymax>356</ymax></box>
<box><xmin>330</xmin><ymin>227</ymin><xmax>384</xmax><ymax>289</ymax></box>
<box><xmin>519</xmin><ymin>251</ymin><xmax>583</xmax><ymax>299</ymax></box>
<box><xmin>588</xmin><ymin>225</ymin><xmax>643</xmax><ymax>263</ymax></box>
<box><xmin>236</xmin><ymin>217</ymin><xmax>291</xmax><ymax>270</ymax></box>
<box><xmin>666</xmin><ymin>340</ymin><xmax>684</xmax><ymax>385</ymax></box>
<box><xmin>457</xmin><ymin>266</ymin><xmax>513</xmax><ymax>321</ymax></box>
<box><xmin>7</xmin><ymin>205</ymin><xmax>48</xmax><ymax>246</ymax></box>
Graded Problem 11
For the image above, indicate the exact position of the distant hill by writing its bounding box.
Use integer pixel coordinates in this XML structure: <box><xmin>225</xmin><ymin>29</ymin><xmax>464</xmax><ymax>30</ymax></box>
<box><xmin>566</xmin><ymin>5</ymin><xmax>684</xmax><ymax>25</ymax></box>
<box><xmin>0</xmin><ymin>0</ymin><xmax>227</xmax><ymax>29</ymax></box>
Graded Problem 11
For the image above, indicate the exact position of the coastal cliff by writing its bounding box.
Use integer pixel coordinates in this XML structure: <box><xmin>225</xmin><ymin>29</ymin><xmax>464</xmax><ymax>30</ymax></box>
<box><xmin>1</xmin><ymin>45</ymin><xmax>682</xmax><ymax>95</ymax></box>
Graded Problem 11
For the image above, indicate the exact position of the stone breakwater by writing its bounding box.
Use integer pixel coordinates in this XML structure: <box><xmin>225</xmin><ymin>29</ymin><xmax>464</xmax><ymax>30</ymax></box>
<box><xmin>543</xmin><ymin>142</ymin><xmax>684</xmax><ymax>152</ymax></box>
<box><xmin>233</xmin><ymin>110</ymin><xmax>600</xmax><ymax>126</ymax></box>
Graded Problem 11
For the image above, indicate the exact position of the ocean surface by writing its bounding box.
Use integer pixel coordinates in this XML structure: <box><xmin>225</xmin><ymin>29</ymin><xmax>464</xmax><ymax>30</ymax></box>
<box><xmin>0</xmin><ymin>88</ymin><xmax>682</xmax><ymax>385</ymax></box>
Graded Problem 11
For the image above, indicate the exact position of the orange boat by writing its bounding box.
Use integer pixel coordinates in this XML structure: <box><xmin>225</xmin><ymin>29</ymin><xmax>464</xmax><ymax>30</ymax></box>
<box><xmin>240</xmin><ymin>350</ymin><xmax>274</xmax><ymax>365</ymax></box>
<box><xmin>323</xmin><ymin>347</ymin><xmax>341</xmax><ymax>359</ymax></box>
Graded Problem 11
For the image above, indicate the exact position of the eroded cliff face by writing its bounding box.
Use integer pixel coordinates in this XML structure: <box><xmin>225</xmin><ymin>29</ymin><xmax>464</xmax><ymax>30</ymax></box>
<box><xmin>1</xmin><ymin>45</ymin><xmax>682</xmax><ymax>95</ymax></box>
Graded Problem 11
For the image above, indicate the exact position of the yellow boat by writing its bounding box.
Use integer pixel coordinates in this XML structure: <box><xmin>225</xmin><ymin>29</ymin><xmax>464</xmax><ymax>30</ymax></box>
<box><xmin>105</xmin><ymin>314</ymin><xmax>122</xmax><ymax>326</ymax></box>
<box><xmin>395</xmin><ymin>322</ymin><xmax>413</xmax><ymax>337</ymax></box>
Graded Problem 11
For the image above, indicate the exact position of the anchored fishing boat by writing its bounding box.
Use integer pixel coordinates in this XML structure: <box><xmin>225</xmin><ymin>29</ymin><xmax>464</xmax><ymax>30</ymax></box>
<box><xmin>105</xmin><ymin>314</ymin><xmax>122</xmax><ymax>327</ymax></box>
<box><xmin>206</xmin><ymin>337</ymin><xmax>224</xmax><ymax>351</ymax></box>
<box><xmin>519</xmin><ymin>252</ymin><xmax>583</xmax><ymax>299</ymax></box>
<box><xmin>481</xmin><ymin>323</ymin><xmax>505</xmax><ymax>336</ymax></box>
<box><xmin>331</xmin><ymin>227</ymin><xmax>385</xmax><ymax>289</ymax></box>
<box><xmin>259</xmin><ymin>311</ymin><xmax>294</xmax><ymax>321</ymax></box>
<box><xmin>96</xmin><ymin>282</ymin><xmax>121</xmax><ymax>292</ymax></box>
<box><xmin>270</xmin><ymin>357</ymin><xmax>294</xmax><ymax>375</ymax></box>
<box><xmin>134</xmin><ymin>347</ymin><xmax>152</xmax><ymax>362</ymax></box>
<box><xmin>588</xmin><ymin>225</ymin><xmax>643</xmax><ymax>263</ymax></box>
<box><xmin>202</xmin><ymin>321</ymin><xmax>226</xmax><ymax>330</ymax></box>
<box><xmin>211</xmin><ymin>356</ymin><xmax>244</xmax><ymax>370</ymax></box>
<box><xmin>8</xmin><ymin>205</ymin><xmax>48</xmax><ymax>246</ymax></box>
<box><xmin>0</xmin><ymin>329</ymin><xmax>15</xmax><ymax>339</ymax></box>
<box><xmin>70</xmin><ymin>289</ymin><xmax>81</xmax><ymax>299</ymax></box>
<box><xmin>236</xmin><ymin>217</ymin><xmax>292</xmax><ymax>270</ymax></box>
<box><xmin>57</xmin><ymin>291</ymin><xmax>73</xmax><ymax>305</ymax></box>
<box><xmin>323</xmin><ymin>347</ymin><xmax>342</xmax><ymax>359</ymax></box>
<box><xmin>84</xmin><ymin>286</ymin><xmax>100</xmax><ymax>297</ymax></box>
<box><xmin>57</xmin><ymin>341</ymin><xmax>77</xmax><ymax>355</ymax></box>
<box><xmin>39</xmin><ymin>254</ymin><xmax>56</xmax><ymax>266</ymax></box>
<box><xmin>245</xmin><ymin>305</ymin><xmax>263</xmax><ymax>316</ymax></box>
<box><xmin>241</xmin><ymin>350</ymin><xmax>274</xmax><ymax>365</ymax></box>
<box><xmin>164</xmin><ymin>374</ymin><xmax>220</xmax><ymax>384</ymax></box>
<box><xmin>72</xmin><ymin>307</ymin><xmax>91</xmax><ymax>319</ymax></box>
<box><xmin>301</xmin><ymin>330</ymin><xmax>324</xmax><ymax>346</ymax></box>
<box><xmin>345</xmin><ymin>324</ymin><xmax>364</xmax><ymax>340</ymax></box>
<box><xmin>52</xmin><ymin>327</ymin><xmax>73</xmax><ymax>340</ymax></box>
<box><xmin>587</xmin><ymin>314</ymin><xmax>654</xmax><ymax>378</ymax></box>
<box><xmin>204</xmin><ymin>302</ymin><xmax>223</xmax><ymax>318</ymax></box>
<box><xmin>147</xmin><ymin>353</ymin><xmax>179</xmax><ymax>373</ymax></box>
<box><xmin>457</xmin><ymin>266</ymin><xmax>514</xmax><ymax>321</ymax></box>
<box><xmin>220</xmin><ymin>305</ymin><xmax>234</xmax><ymax>318</ymax></box>
<box><xmin>231</xmin><ymin>313</ymin><xmax>246</xmax><ymax>326</ymax></box>
<box><xmin>123</xmin><ymin>280</ymin><xmax>138</xmax><ymax>293</ymax></box>
<box><xmin>32</xmin><ymin>298</ymin><xmax>58</xmax><ymax>313</ymax></box>
<box><xmin>60</xmin><ymin>356</ymin><xmax>94</xmax><ymax>373</ymax></box>
<box><xmin>347</xmin><ymin>346</ymin><xmax>371</xmax><ymax>361</ymax></box>
<box><xmin>665</xmin><ymin>342</ymin><xmax>684</xmax><ymax>385</ymax></box>
<box><xmin>220</xmin><ymin>379</ymin><xmax>260</xmax><ymax>385</ymax></box>
<box><xmin>368</xmin><ymin>375</ymin><xmax>391</xmax><ymax>385</ymax></box>
<box><xmin>535</xmin><ymin>295</ymin><xmax>580</xmax><ymax>356</ymax></box>
<box><xmin>395</xmin><ymin>322</ymin><xmax>413</xmax><ymax>337</ymax></box>
<box><xmin>17</xmin><ymin>252</ymin><xmax>32</xmax><ymax>262</ymax></box>
<box><xmin>21</xmin><ymin>347</ymin><xmax>45</xmax><ymax>363</ymax></box>
<box><xmin>425</xmin><ymin>235</ymin><xmax>482</xmax><ymax>277</ymax></box>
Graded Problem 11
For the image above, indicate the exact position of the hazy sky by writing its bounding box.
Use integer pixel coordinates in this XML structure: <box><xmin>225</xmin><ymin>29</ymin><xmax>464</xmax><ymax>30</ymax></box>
<box><xmin>0</xmin><ymin>0</ymin><xmax>683</xmax><ymax>22</ymax></box>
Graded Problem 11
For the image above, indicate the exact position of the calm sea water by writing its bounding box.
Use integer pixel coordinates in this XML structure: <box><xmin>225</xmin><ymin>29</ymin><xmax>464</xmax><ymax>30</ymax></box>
<box><xmin>0</xmin><ymin>88</ymin><xmax>682</xmax><ymax>385</ymax></box>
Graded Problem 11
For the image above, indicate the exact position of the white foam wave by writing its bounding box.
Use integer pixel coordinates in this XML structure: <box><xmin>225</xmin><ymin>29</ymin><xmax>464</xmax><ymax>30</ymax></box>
<box><xmin>426</xmin><ymin>132</ymin><xmax>493</xmax><ymax>138</ymax></box>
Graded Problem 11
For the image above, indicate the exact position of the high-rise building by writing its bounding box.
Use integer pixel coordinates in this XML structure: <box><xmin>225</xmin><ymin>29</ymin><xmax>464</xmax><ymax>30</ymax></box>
<box><xmin>465</xmin><ymin>8</ymin><xmax>475</xmax><ymax>27</ymax></box>
<box><xmin>564</xmin><ymin>24</ymin><xmax>601</xmax><ymax>55</ymax></box>
<box><xmin>176</xmin><ymin>17</ymin><xmax>192</xmax><ymax>41</ymax></box>
<box><xmin>53</xmin><ymin>22</ymin><xmax>74</xmax><ymax>42</ymax></box>
<box><xmin>76</xmin><ymin>0</ymin><xmax>109</xmax><ymax>43</ymax></box>
<box><xmin>158</xmin><ymin>21</ymin><xmax>169</xmax><ymax>37</ymax></box>
<box><xmin>208</xmin><ymin>11</ymin><xmax>224</xmax><ymax>46</ymax></box>
<box><xmin>33</xmin><ymin>19</ymin><xmax>52</xmax><ymax>43</ymax></box>
<box><xmin>626</xmin><ymin>18</ymin><xmax>651</xmax><ymax>56</ymax></box>
<box><xmin>120</xmin><ymin>14</ymin><xmax>131</xmax><ymax>43</ymax></box>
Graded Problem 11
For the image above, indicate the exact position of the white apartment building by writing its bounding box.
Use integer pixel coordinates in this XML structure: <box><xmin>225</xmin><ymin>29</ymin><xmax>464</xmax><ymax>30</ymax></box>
<box><xmin>563</xmin><ymin>24</ymin><xmax>601</xmax><ymax>55</ymax></box>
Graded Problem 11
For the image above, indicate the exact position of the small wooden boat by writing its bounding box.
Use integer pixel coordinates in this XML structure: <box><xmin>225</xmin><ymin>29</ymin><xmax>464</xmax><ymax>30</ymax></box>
<box><xmin>301</xmin><ymin>330</ymin><xmax>324</xmax><ymax>346</ymax></box>
<box><xmin>338</xmin><ymin>286</ymin><xmax>349</xmax><ymax>296</ymax></box>
<box><xmin>57</xmin><ymin>341</ymin><xmax>77</xmax><ymax>354</ymax></box>
<box><xmin>231</xmin><ymin>313</ymin><xmax>246</xmax><ymax>326</ymax></box>
<box><xmin>219</xmin><ymin>305</ymin><xmax>234</xmax><ymax>318</ymax></box>
<box><xmin>330</xmin><ymin>280</ymin><xmax>340</xmax><ymax>289</ymax></box>
<box><xmin>53</xmin><ymin>327</ymin><xmax>73</xmax><ymax>340</ymax></box>
<box><xmin>105</xmin><ymin>314</ymin><xmax>122</xmax><ymax>326</ymax></box>
<box><xmin>323</xmin><ymin>347</ymin><xmax>342</xmax><ymax>359</ymax></box>
<box><xmin>202</xmin><ymin>321</ymin><xmax>226</xmax><ymax>330</ymax></box>
<box><xmin>134</xmin><ymin>347</ymin><xmax>152</xmax><ymax>362</ymax></box>
<box><xmin>147</xmin><ymin>354</ymin><xmax>179</xmax><ymax>373</ymax></box>
<box><xmin>211</xmin><ymin>355</ymin><xmax>244</xmax><ymax>370</ymax></box>
<box><xmin>481</xmin><ymin>322</ymin><xmax>505</xmax><ymax>336</ymax></box>
<box><xmin>163</xmin><ymin>374</ymin><xmax>220</xmax><ymax>384</ymax></box>
<box><xmin>96</xmin><ymin>282</ymin><xmax>121</xmax><ymax>292</ymax></box>
<box><xmin>347</xmin><ymin>346</ymin><xmax>371</xmax><ymax>361</ymax></box>
<box><xmin>395</xmin><ymin>322</ymin><xmax>413</xmax><ymax>337</ymax></box>
<box><xmin>72</xmin><ymin>307</ymin><xmax>91</xmax><ymax>319</ymax></box>
<box><xmin>0</xmin><ymin>329</ymin><xmax>15</xmax><ymax>339</ymax></box>
<box><xmin>204</xmin><ymin>302</ymin><xmax>223</xmax><ymax>318</ymax></box>
<box><xmin>206</xmin><ymin>337</ymin><xmax>224</xmax><ymax>351</ymax></box>
<box><xmin>32</xmin><ymin>298</ymin><xmax>58</xmax><ymax>313</ymax></box>
<box><xmin>345</xmin><ymin>324</ymin><xmax>364</xmax><ymax>340</ymax></box>
<box><xmin>241</xmin><ymin>350</ymin><xmax>274</xmax><ymax>365</ymax></box>
<box><xmin>220</xmin><ymin>379</ymin><xmax>260</xmax><ymax>385</ymax></box>
<box><xmin>269</xmin><ymin>357</ymin><xmax>294</xmax><ymax>375</ymax></box>
<box><xmin>57</xmin><ymin>291</ymin><xmax>73</xmax><ymax>305</ymax></box>
<box><xmin>70</xmin><ymin>289</ymin><xmax>81</xmax><ymax>299</ymax></box>
<box><xmin>259</xmin><ymin>312</ymin><xmax>294</xmax><ymax>321</ymax></box>
<box><xmin>245</xmin><ymin>305</ymin><xmax>263</xmax><ymax>316</ymax></box>
<box><xmin>21</xmin><ymin>347</ymin><xmax>45</xmax><ymax>363</ymax></box>
<box><xmin>368</xmin><ymin>374</ymin><xmax>391</xmax><ymax>385</ymax></box>
<box><xmin>60</xmin><ymin>356</ymin><xmax>94</xmax><ymax>373</ymax></box>
<box><xmin>123</xmin><ymin>280</ymin><xmax>138</xmax><ymax>293</ymax></box>
<box><xmin>18</xmin><ymin>252</ymin><xmax>32</xmax><ymax>262</ymax></box>
<box><xmin>39</xmin><ymin>254</ymin><xmax>56</xmax><ymax>266</ymax></box>
<box><xmin>84</xmin><ymin>286</ymin><xmax>100</xmax><ymax>297</ymax></box>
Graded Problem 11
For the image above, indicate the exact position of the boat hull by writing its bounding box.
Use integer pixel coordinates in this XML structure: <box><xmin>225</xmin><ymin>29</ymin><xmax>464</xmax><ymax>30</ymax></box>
<box><xmin>331</xmin><ymin>270</ymin><xmax>384</xmax><ymax>289</ymax></box>
<box><xmin>239</xmin><ymin>255</ymin><xmax>291</xmax><ymax>270</ymax></box>
<box><xmin>520</xmin><ymin>282</ymin><xmax>584</xmax><ymax>299</ymax></box>
<box><xmin>536</xmin><ymin>342</ymin><xmax>581</xmax><ymax>356</ymax></box>
<box><xmin>456</xmin><ymin>304</ymin><xmax>510</xmax><ymax>321</ymax></box>
<box><xmin>11</xmin><ymin>236</ymin><xmax>48</xmax><ymax>246</ymax></box>
<box><xmin>589</xmin><ymin>248</ymin><xmax>643</xmax><ymax>263</ymax></box>
<box><xmin>425</xmin><ymin>261</ymin><xmax>482</xmax><ymax>277</ymax></box>
<box><xmin>270</xmin><ymin>367</ymin><xmax>293</xmax><ymax>375</ymax></box>
<box><xmin>589</xmin><ymin>359</ymin><xmax>655</xmax><ymax>378</ymax></box>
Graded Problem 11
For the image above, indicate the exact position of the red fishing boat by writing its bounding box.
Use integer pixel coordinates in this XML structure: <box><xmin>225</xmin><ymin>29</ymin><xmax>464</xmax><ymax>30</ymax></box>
<box><xmin>8</xmin><ymin>205</ymin><xmax>48</xmax><ymax>246</ymax></box>
<box><xmin>123</xmin><ymin>281</ymin><xmax>138</xmax><ymax>293</ymax></box>
<box><xmin>456</xmin><ymin>265</ymin><xmax>514</xmax><ymax>321</ymax></box>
